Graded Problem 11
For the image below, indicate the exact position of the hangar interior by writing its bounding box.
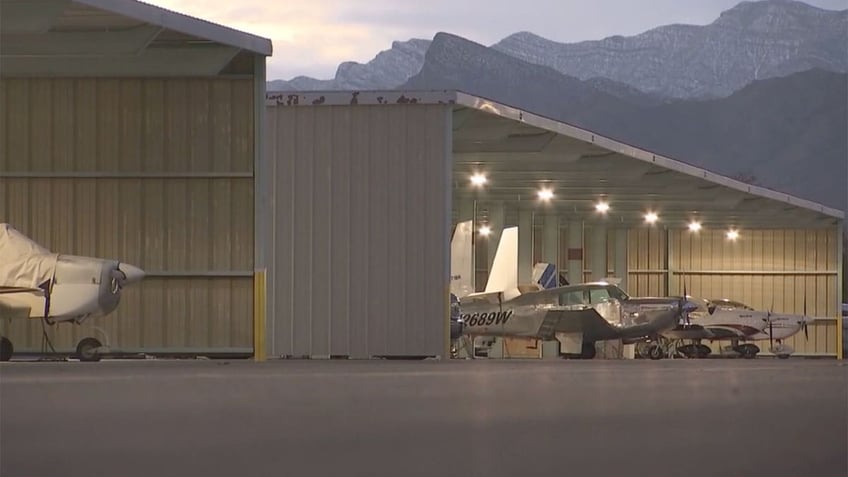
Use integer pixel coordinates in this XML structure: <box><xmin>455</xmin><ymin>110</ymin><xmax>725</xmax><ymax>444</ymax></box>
<box><xmin>265</xmin><ymin>90</ymin><xmax>843</xmax><ymax>360</ymax></box>
<box><xmin>0</xmin><ymin>0</ymin><xmax>271</xmax><ymax>355</ymax></box>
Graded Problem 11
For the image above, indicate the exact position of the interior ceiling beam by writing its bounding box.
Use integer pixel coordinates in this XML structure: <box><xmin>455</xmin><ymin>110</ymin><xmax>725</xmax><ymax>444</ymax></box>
<box><xmin>0</xmin><ymin>44</ymin><xmax>240</xmax><ymax>77</ymax></box>
<box><xmin>0</xmin><ymin>0</ymin><xmax>69</xmax><ymax>34</ymax></box>
<box><xmin>0</xmin><ymin>25</ymin><xmax>162</xmax><ymax>56</ymax></box>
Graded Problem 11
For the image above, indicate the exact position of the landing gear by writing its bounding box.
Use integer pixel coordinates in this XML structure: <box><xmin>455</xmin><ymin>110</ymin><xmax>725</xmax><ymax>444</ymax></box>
<box><xmin>678</xmin><ymin>343</ymin><xmax>712</xmax><ymax>359</ymax></box>
<box><xmin>648</xmin><ymin>343</ymin><xmax>664</xmax><ymax>360</ymax></box>
<box><xmin>734</xmin><ymin>343</ymin><xmax>760</xmax><ymax>359</ymax></box>
<box><xmin>76</xmin><ymin>337</ymin><xmax>103</xmax><ymax>362</ymax></box>
<box><xmin>581</xmin><ymin>342</ymin><xmax>596</xmax><ymax>359</ymax></box>
<box><xmin>0</xmin><ymin>337</ymin><xmax>12</xmax><ymax>362</ymax></box>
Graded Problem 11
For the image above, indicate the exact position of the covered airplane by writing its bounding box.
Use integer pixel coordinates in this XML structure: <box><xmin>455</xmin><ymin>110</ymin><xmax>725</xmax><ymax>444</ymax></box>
<box><xmin>650</xmin><ymin>296</ymin><xmax>814</xmax><ymax>359</ymax></box>
<box><xmin>0</xmin><ymin>224</ymin><xmax>144</xmax><ymax>361</ymax></box>
<box><xmin>449</xmin><ymin>222</ymin><xmax>694</xmax><ymax>359</ymax></box>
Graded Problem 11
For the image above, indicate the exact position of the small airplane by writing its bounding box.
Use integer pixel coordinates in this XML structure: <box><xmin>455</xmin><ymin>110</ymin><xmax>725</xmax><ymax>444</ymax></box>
<box><xmin>0</xmin><ymin>223</ymin><xmax>145</xmax><ymax>362</ymax></box>
<box><xmin>643</xmin><ymin>295</ymin><xmax>813</xmax><ymax>359</ymax></box>
<box><xmin>449</xmin><ymin>221</ymin><xmax>694</xmax><ymax>359</ymax></box>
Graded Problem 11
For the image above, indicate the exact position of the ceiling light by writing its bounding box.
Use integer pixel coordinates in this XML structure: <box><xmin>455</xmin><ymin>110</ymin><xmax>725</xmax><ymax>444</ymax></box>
<box><xmin>688</xmin><ymin>221</ymin><xmax>702</xmax><ymax>232</ymax></box>
<box><xmin>595</xmin><ymin>201</ymin><xmax>610</xmax><ymax>213</ymax></box>
<box><xmin>644</xmin><ymin>212</ymin><xmax>658</xmax><ymax>224</ymax></box>
<box><xmin>470</xmin><ymin>173</ymin><xmax>487</xmax><ymax>187</ymax></box>
<box><xmin>726</xmin><ymin>229</ymin><xmax>739</xmax><ymax>241</ymax></box>
<box><xmin>537</xmin><ymin>188</ymin><xmax>554</xmax><ymax>201</ymax></box>
<box><xmin>479</xmin><ymin>225</ymin><xmax>491</xmax><ymax>236</ymax></box>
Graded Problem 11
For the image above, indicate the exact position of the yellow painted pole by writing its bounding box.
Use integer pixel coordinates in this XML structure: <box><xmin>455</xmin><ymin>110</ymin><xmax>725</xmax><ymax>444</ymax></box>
<box><xmin>253</xmin><ymin>269</ymin><xmax>267</xmax><ymax>362</ymax></box>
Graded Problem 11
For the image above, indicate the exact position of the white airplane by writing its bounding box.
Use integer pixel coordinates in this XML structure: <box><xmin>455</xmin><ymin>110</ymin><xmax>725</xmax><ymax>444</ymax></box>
<box><xmin>645</xmin><ymin>296</ymin><xmax>813</xmax><ymax>359</ymax></box>
<box><xmin>0</xmin><ymin>223</ymin><xmax>144</xmax><ymax>362</ymax></box>
<box><xmin>449</xmin><ymin>221</ymin><xmax>692</xmax><ymax>359</ymax></box>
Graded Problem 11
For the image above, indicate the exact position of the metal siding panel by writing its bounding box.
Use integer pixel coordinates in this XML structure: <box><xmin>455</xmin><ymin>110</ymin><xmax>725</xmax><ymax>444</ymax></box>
<box><xmin>210</xmin><ymin>80</ymin><xmax>233</xmax><ymax>172</ymax></box>
<box><xmin>0</xmin><ymin>79</ymin><xmax>6</xmax><ymax>170</ymax></box>
<box><xmin>387</xmin><ymin>106</ymin><xmax>408</xmax><ymax>355</ymax></box>
<box><xmin>271</xmin><ymin>107</ymin><xmax>294</xmax><ymax>356</ymax></box>
<box><xmin>30</xmin><ymin>79</ymin><xmax>53</xmax><ymax>172</ymax></box>
<box><xmin>330</xmin><ymin>106</ymin><xmax>351</xmax><ymax>356</ymax></box>
<box><xmin>367</xmin><ymin>106</ymin><xmax>390</xmax><ymax>357</ymax></box>
<box><xmin>231</xmin><ymin>80</ymin><xmax>254</xmax><ymax>173</ymax></box>
<box><xmin>210</xmin><ymin>179</ymin><xmax>233</xmax><ymax>269</ymax></box>
<box><xmin>164</xmin><ymin>80</ymin><xmax>188</xmax><ymax>172</ymax></box>
<box><xmin>311</xmin><ymin>106</ymin><xmax>332</xmax><ymax>357</ymax></box>
<box><xmin>119</xmin><ymin>80</ymin><xmax>143</xmax><ymax>172</ymax></box>
<box><xmin>142</xmin><ymin>80</ymin><xmax>166</xmax><ymax>172</ymax></box>
<box><xmin>348</xmin><ymin>107</ymin><xmax>371</xmax><ymax>358</ymax></box>
<box><xmin>424</xmin><ymin>105</ymin><xmax>449</xmax><ymax>355</ymax></box>
<box><xmin>52</xmin><ymin>80</ymin><xmax>75</xmax><ymax>171</ymax></box>
<box><xmin>292</xmin><ymin>106</ymin><xmax>314</xmax><ymax>357</ymax></box>
<box><xmin>96</xmin><ymin>80</ymin><xmax>120</xmax><ymax>171</ymax></box>
<box><xmin>2</xmin><ymin>80</ymin><xmax>28</xmax><ymax>171</ymax></box>
<box><xmin>188</xmin><ymin>80</ymin><xmax>211</xmax><ymax>173</ymax></box>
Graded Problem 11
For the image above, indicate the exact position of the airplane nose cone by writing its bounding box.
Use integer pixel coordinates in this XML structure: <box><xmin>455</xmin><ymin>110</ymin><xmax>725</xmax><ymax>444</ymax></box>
<box><xmin>118</xmin><ymin>263</ymin><xmax>145</xmax><ymax>285</ymax></box>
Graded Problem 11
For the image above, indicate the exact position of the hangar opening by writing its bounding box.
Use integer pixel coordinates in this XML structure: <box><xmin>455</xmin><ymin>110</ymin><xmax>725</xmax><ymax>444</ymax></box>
<box><xmin>0</xmin><ymin>0</ymin><xmax>271</xmax><ymax>357</ymax></box>
<box><xmin>264</xmin><ymin>90</ymin><xmax>844</xmax><ymax>360</ymax></box>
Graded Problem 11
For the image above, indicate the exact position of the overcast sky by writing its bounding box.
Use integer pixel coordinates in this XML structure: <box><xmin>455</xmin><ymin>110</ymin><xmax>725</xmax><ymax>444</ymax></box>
<box><xmin>147</xmin><ymin>0</ymin><xmax>847</xmax><ymax>81</ymax></box>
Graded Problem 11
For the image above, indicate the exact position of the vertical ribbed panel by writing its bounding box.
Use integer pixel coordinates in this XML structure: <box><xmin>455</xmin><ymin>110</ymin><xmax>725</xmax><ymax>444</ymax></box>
<box><xmin>669</xmin><ymin>228</ymin><xmax>839</xmax><ymax>355</ymax></box>
<box><xmin>268</xmin><ymin>104</ymin><xmax>449</xmax><ymax>358</ymax></box>
<box><xmin>0</xmin><ymin>78</ymin><xmax>255</xmax><ymax>353</ymax></box>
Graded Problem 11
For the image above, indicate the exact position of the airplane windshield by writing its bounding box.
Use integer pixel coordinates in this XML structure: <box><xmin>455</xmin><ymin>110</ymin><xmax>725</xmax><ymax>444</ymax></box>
<box><xmin>708</xmin><ymin>299</ymin><xmax>754</xmax><ymax>310</ymax></box>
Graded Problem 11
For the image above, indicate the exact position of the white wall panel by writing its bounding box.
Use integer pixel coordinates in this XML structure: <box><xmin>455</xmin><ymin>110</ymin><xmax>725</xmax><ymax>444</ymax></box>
<box><xmin>267</xmin><ymin>103</ymin><xmax>450</xmax><ymax>358</ymax></box>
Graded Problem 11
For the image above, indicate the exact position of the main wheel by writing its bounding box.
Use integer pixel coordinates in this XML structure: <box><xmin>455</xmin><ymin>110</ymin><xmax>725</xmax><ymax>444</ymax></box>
<box><xmin>76</xmin><ymin>337</ymin><xmax>103</xmax><ymax>362</ymax></box>
<box><xmin>581</xmin><ymin>342</ymin><xmax>597</xmax><ymax>359</ymax></box>
<box><xmin>648</xmin><ymin>344</ymin><xmax>664</xmax><ymax>360</ymax></box>
<box><xmin>0</xmin><ymin>337</ymin><xmax>13</xmax><ymax>362</ymax></box>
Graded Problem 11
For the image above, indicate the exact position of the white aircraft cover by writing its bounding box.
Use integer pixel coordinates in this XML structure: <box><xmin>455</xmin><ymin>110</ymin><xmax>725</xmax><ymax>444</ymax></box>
<box><xmin>0</xmin><ymin>223</ymin><xmax>58</xmax><ymax>290</ymax></box>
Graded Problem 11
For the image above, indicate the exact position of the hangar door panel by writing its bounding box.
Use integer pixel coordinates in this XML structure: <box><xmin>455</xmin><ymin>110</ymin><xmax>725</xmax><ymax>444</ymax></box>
<box><xmin>671</xmin><ymin>229</ymin><xmax>839</xmax><ymax>356</ymax></box>
<box><xmin>267</xmin><ymin>103</ymin><xmax>450</xmax><ymax>358</ymax></box>
<box><xmin>0</xmin><ymin>78</ymin><xmax>255</xmax><ymax>353</ymax></box>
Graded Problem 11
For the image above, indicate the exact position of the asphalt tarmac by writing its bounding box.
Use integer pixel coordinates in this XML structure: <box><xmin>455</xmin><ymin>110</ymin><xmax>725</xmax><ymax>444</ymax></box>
<box><xmin>1</xmin><ymin>359</ymin><xmax>846</xmax><ymax>477</ymax></box>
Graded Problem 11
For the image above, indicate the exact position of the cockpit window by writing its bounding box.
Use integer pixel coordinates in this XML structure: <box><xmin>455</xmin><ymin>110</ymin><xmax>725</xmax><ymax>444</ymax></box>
<box><xmin>559</xmin><ymin>290</ymin><xmax>587</xmax><ymax>306</ymax></box>
<box><xmin>589</xmin><ymin>288</ymin><xmax>611</xmax><ymax>304</ymax></box>
<box><xmin>708</xmin><ymin>299</ymin><xmax>753</xmax><ymax>310</ymax></box>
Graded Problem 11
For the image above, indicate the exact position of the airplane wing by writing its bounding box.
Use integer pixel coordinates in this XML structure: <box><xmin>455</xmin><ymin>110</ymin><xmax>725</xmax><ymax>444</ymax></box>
<box><xmin>537</xmin><ymin>307</ymin><xmax>623</xmax><ymax>342</ymax></box>
<box><xmin>0</xmin><ymin>286</ymin><xmax>42</xmax><ymax>295</ymax></box>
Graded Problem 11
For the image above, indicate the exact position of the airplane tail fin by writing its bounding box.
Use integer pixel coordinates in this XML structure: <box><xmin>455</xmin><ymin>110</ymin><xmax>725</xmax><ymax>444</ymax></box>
<box><xmin>532</xmin><ymin>262</ymin><xmax>558</xmax><ymax>290</ymax></box>
<box><xmin>450</xmin><ymin>220</ymin><xmax>474</xmax><ymax>299</ymax></box>
<box><xmin>484</xmin><ymin>226</ymin><xmax>519</xmax><ymax>300</ymax></box>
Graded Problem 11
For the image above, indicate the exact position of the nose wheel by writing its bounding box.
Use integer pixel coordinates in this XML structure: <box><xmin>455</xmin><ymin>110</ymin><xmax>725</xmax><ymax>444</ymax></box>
<box><xmin>0</xmin><ymin>337</ymin><xmax>13</xmax><ymax>361</ymax></box>
<box><xmin>76</xmin><ymin>337</ymin><xmax>103</xmax><ymax>362</ymax></box>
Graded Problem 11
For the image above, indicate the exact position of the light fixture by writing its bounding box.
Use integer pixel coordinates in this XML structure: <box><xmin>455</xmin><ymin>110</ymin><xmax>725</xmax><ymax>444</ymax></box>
<box><xmin>595</xmin><ymin>201</ymin><xmax>610</xmax><ymax>213</ymax></box>
<box><xmin>537</xmin><ymin>187</ymin><xmax>554</xmax><ymax>201</ymax></box>
<box><xmin>688</xmin><ymin>221</ymin><xmax>702</xmax><ymax>232</ymax></box>
<box><xmin>726</xmin><ymin>229</ymin><xmax>739</xmax><ymax>241</ymax></box>
<box><xmin>644</xmin><ymin>212</ymin><xmax>658</xmax><ymax>224</ymax></box>
<box><xmin>470</xmin><ymin>172</ymin><xmax>487</xmax><ymax>187</ymax></box>
<box><xmin>479</xmin><ymin>225</ymin><xmax>492</xmax><ymax>236</ymax></box>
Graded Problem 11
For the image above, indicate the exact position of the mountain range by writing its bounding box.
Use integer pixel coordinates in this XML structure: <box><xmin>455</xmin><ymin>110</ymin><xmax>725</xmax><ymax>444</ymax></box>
<box><xmin>266</xmin><ymin>0</ymin><xmax>848</xmax><ymax>212</ymax></box>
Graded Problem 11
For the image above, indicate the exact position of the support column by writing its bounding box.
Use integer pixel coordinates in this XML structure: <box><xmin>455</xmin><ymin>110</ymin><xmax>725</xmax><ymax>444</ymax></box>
<box><xmin>567</xmin><ymin>220</ymin><xmax>583</xmax><ymax>286</ymax></box>
<box><xmin>457</xmin><ymin>199</ymin><xmax>475</xmax><ymax>223</ymax></box>
<box><xmin>590</xmin><ymin>224</ymin><xmax>608</xmax><ymax>281</ymax></box>
<box><xmin>614</xmin><ymin>228</ymin><xmax>628</xmax><ymax>293</ymax></box>
<box><xmin>837</xmin><ymin>224</ymin><xmax>843</xmax><ymax>360</ymax></box>
<box><xmin>542</xmin><ymin>216</ymin><xmax>559</xmax><ymax>269</ymax></box>
<box><xmin>518</xmin><ymin>210</ymin><xmax>533</xmax><ymax>285</ymax></box>
<box><xmin>486</xmin><ymin>202</ymin><xmax>505</xmax><ymax>271</ymax></box>
<box><xmin>666</xmin><ymin>228</ymin><xmax>674</xmax><ymax>296</ymax></box>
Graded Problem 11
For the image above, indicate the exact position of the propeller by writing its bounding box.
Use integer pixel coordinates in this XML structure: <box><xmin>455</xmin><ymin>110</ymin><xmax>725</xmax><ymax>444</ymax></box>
<box><xmin>681</xmin><ymin>275</ymin><xmax>690</xmax><ymax>326</ymax></box>
<box><xmin>766</xmin><ymin>297</ymin><xmax>774</xmax><ymax>351</ymax></box>
<box><xmin>802</xmin><ymin>295</ymin><xmax>809</xmax><ymax>340</ymax></box>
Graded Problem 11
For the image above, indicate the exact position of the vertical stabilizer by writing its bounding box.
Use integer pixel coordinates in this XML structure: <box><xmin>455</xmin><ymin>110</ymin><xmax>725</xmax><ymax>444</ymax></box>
<box><xmin>450</xmin><ymin>220</ymin><xmax>474</xmax><ymax>298</ymax></box>
<box><xmin>485</xmin><ymin>226</ymin><xmax>518</xmax><ymax>295</ymax></box>
<box><xmin>533</xmin><ymin>263</ymin><xmax>558</xmax><ymax>289</ymax></box>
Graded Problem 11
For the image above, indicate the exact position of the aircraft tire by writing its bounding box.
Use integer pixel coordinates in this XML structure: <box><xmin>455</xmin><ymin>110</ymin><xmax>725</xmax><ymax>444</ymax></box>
<box><xmin>776</xmin><ymin>354</ymin><xmax>790</xmax><ymax>360</ymax></box>
<box><xmin>580</xmin><ymin>342</ymin><xmax>596</xmax><ymax>360</ymax></box>
<box><xmin>648</xmin><ymin>344</ymin><xmax>664</xmax><ymax>360</ymax></box>
<box><xmin>76</xmin><ymin>337</ymin><xmax>103</xmax><ymax>362</ymax></box>
<box><xmin>0</xmin><ymin>337</ymin><xmax>12</xmax><ymax>362</ymax></box>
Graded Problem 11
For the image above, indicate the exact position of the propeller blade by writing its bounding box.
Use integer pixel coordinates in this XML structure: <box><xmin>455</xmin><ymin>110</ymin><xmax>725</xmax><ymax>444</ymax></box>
<box><xmin>768</xmin><ymin>318</ymin><xmax>774</xmax><ymax>351</ymax></box>
<box><xmin>803</xmin><ymin>321</ymin><xmax>809</xmax><ymax>340</ymax></box>
<box><xmin>803</xmin><ymin>295</ymin><xmax>809</xmax><ymax>340</ymax></box>
<box><xmin>682</xmin><ymin>277</ymin><xmax>689</xmax><ymax>325</ymax></box>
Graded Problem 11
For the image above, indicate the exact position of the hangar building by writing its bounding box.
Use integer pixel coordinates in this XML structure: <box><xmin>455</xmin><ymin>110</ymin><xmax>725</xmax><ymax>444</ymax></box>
<box><xmin>1</xmin><ymin>0</ymin><xmax>270</xmax><ymax>355</ymax></box>
<box><xmin>264</xmin><ymin>90</ymin><xmax>844</xmax><ymax>360</ymax></box>
<box><xmin>2</xmin><ymin>1</ymin><xmax>843</xmax><ymax>360</ymax></box>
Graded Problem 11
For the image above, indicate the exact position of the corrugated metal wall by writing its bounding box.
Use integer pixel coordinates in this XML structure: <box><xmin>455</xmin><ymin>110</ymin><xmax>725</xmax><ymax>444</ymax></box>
<box><xmin>0</xmin><ymin>78</ymin><xmax>255</xmax><ymax>353</ymax></box>
<box><xmin>266</xmin><ymin>103</ymin><xmax>450</xmax><ymax>358</ymax></box>
<box><xmin>669</xmin><ymin>228</ymin><xmax>840</xmax><ymax>356</ymax></box>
